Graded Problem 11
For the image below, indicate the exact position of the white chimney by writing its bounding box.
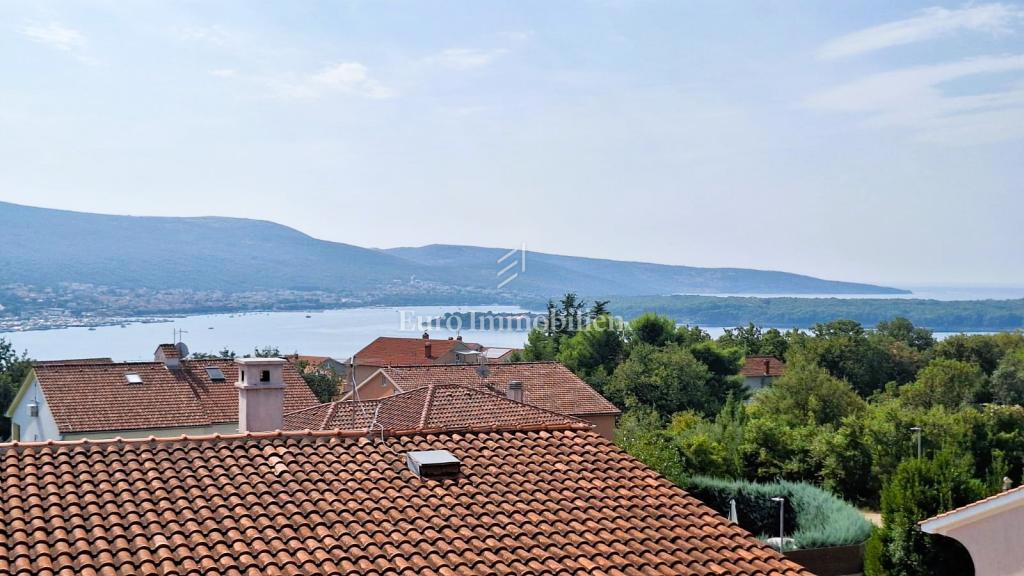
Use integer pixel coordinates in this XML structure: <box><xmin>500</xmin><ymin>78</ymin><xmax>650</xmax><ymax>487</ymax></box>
<box><xmin>507</xmin><ymin>380</ymin><xmax>524</xmax><ymax>403</ymax></box>
<box><xmin>154</xmin><ymin>343</ymin><xmax>186</xmax><ymax>370</ymax></box>
<box><xmin>235</xmin><ymin>357</ymin><xmax>287</xmax><ymax>433</ymax></box>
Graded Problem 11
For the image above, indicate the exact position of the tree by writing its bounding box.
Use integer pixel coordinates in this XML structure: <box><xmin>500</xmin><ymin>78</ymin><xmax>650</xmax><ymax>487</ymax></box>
<box><xmin>556</xmin><ymin>315</ymin><xmax>625</xmax><ymax>389</ymax></box>
<box><xmin>294</xmin><ymin>361</ymin><xmax>339</xmax><ymax>404</ymax></box>
<box><xmin>749</xmin><ymin>359</ymin><xmax>865</xmax><ymax>428</ymax></box>
<box><xmin>932</xmin><ymin>334</ymin><xmax>1004</xmax><ymax>375</ymax></box>
<box><xmin>876</xmin><ymin>318</ymin><xmax>935</xmax><ymax>352</ymax></box>
<box><xmin>0</xmin><ymin>338</ymin><xmax>32</xmax><ymax>440</ymax></box>
<box><xmin>900</xmin><ymin>359</ymin><xmax>987</xmax><ymax>410</ymax></box>
<box><xmin>794</xmin><ymin>320</ymin><xmax>890</xmax><ymax>397</ymax></box>
<box><xmin>992</xmin><ymin>350</ymin><xmax>1024</xmax><ymax>405</ymax></box>
<box><xmin>867</xmin><ymin>448</ymin><xmax>982</xmax><ymax>576</ymax></box>
<box><xmin>628</xmin><ymin>313</ymin><xmax>678</xmax><ymax>348</ymax></box>
<box><xmin>605</xmin><ymin>343</ymin><xmax>724</xmax><ymax>418</ymax></box>
<box><xmin>718</xmin><ymin>323</ymin><xmax>789</xmax><ymax>358</ymax></box>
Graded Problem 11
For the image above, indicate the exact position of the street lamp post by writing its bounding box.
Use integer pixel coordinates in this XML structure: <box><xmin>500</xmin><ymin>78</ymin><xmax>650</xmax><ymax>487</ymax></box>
<box><xmin>910</xmin><ymin>426</ymin><xmax>922</xmax><ymax>459</ymax></box>
<box><xmin>771</xmin><ymin>497</ymin><xmax>785</xmax><ymax>554</ymax></box>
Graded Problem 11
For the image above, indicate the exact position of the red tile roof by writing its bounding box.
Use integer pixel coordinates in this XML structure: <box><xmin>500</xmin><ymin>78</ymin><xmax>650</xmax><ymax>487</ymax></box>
<box><xmin>155</xmin><ymin>343</ymin><xmax>182</xmax><ymax>359</ymax></box>
<box><xmin>284</xmin><ymin>383</ymin><xmax>588</xmax><ymax>432</ymax></box>
<box><xmin>920</xmin><ymin>484</ymin><xmax>1024</xmax><ymax>528</ymax></box>
<box><xmin>32</xmin><ymin>359</ymin><xmax>317</xmax><ymax>433</ymax></box>
<box><xmin>0</xmin><ymin>427</ymin><xmax>812</xmax><ymax>575</ymax></box>
<box><xmin>740</xmin><ymin>356</ymin><xmax>786</xmax><ymax>378</ymax></box>
<box><xmin>376</xmin><ymin>362</ymin><xmax>621</xmax><ymax>417</ymax></box>
<box><xmin>354</xmin><ymin>336</ymin><xmax>480</xmax><ymax>366</ymax></box>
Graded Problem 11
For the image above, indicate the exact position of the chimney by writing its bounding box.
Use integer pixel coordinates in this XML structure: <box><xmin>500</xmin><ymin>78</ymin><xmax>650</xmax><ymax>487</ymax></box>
<box><xmin>424</xmin><ymin>340</ymin><xmax>432</xmax><ymax>359</ymax></box>
<box><xmin>154</xmin><ymin>343</ymin><xmax>185</xmax><ymax>370</ymax></box>
<box><xmin>456</xmin><ymin>335</ymin><xmax>463</xmax><ymax>341</ymax></box>
<box><xmin>235</xmin><ymin>357</ymin><xmax>287</xmax><ymax>433</ymax></box>
<box><xmin>763</xmin><ymin>358</ymin><xmax>771</xmax><ymax>376</ymax></box>
<box><xmin>507</xmin><ymin>380</ymin><xmax>524</xmax><ymax>403</ymax></box>
<box><xmin>422</xmin><ymin>331</ymin><xmax>430</xmax><ymax>339</ymax></box>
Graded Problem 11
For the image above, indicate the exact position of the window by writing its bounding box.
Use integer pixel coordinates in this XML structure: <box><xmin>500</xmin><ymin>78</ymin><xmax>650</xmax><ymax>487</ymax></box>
<box><xmin>205</xmin><ymin>367</ymin><xmax>226</xmax><ymax>381</ymax></box>
<box><xmin>125</xmin><ymin>373</ymin><xmax>143</xmax><ymax>384</ymax></box>
<box><xmin>260</xmin><ymin>370</ymin><xmax>271</xmax><ymax>382</ymax></box>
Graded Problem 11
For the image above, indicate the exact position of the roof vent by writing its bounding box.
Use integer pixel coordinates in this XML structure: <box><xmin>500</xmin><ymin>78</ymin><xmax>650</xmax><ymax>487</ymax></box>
<box><xmin>28</xmin><ymin>403</ymin><xmax>39</xmax><ymax>417</ymax></box>
<box><xmin>125</xmin><ymin>373</ymin><xmax>143</xmax><ymax>384</ymax></box>
<box><xmin>407</xmin><ymin>450</ymin><xmax>461</xmax><ymax>480</ymax></box>
<box><xmin>507</xmin><ymin>380</ymin><xmax>524</xmax><ymax>403</ymax></box>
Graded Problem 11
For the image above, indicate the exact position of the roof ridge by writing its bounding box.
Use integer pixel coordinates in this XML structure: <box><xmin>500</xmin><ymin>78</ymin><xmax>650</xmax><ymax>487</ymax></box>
<box><xmin>0</xmin><ymin>422</ymin><xmax>593</xmax><ymax>451</ymax></box>
<box><xmin>384</xmin><ymin>361</ymin><xmax>560</xmax><ymax>368</ymax></box>
<box><xmin>419</xmin><ymin>384</ymin><xmax>436</xmax><ymax>429</ymax></box>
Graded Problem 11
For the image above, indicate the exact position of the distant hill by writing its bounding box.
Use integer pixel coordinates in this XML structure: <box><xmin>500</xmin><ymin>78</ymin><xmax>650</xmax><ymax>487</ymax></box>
<box><xmin>0</xmin><ymin>201</ymin><xmax>905</xmax><ymax>299</ymax></box>
<box><xmin>385</xmin><ymin>244</ymin><xmax>906</xmax><ymax>297</ymax></box>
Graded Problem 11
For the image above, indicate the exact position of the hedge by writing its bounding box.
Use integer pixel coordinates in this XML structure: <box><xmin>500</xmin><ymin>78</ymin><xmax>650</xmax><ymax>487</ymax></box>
<box><xmin>684</xmin><ymin>476</ymin><xmax>872</xmax><ymax>550</ymax></box>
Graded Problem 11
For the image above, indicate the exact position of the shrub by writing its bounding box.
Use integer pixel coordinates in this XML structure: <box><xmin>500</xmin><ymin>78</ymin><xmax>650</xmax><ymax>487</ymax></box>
<box><xmin>684</xmin><ymin>476</ymin><xmax>872</xmax><ymax>550</ymax></box>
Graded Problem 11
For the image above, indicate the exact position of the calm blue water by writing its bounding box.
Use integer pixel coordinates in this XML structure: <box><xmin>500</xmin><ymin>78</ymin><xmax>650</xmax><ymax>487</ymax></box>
<box><xmin>0</xmin><ymin>306</ymin><xmax>533</xmax><ymax>362</ymax></box>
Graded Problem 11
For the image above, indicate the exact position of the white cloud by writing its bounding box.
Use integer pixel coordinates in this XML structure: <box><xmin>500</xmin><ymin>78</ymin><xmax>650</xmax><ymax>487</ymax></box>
<box><xmin>216</xmin><ymin>62</ymin><xmax>395</xmax><ymax>100</ymax></box>
<box><xmin>427</xmin><ymin>48</ymin><xmax>508</xmax><ymax>70</ymax></box>
<box><xmin>21</xmin><ymin>22</ymin><xmax>87</xmax><ymax>53</ymax></box>
<box><xmin>818</xmin><ymin>4</ymin><xmax>1023</xmax><ymax>59</ymax></box>
<box><xmin>175</xmin><ymin>25</ymin><xmax>239</xmax><ymax>47</ymax></box>
<box><xmin>805</xmin><ymin>54</ymin><xmax>1024</xmax><ymax>144</ymax></box>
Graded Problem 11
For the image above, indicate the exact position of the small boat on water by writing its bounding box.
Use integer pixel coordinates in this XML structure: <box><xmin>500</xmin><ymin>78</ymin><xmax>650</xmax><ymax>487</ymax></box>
<box><xmin>88</xmin><ymin>327</ymin><xmax>96</xmax><ymax>331</ymax></box>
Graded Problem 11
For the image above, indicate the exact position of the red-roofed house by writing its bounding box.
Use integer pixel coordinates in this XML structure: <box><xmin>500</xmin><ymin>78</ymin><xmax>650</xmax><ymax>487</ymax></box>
<box><xmin>740</xmin><ymin>355</ymin><xmax>787</xmax><ymax>390</ymax></box>
<box><xmin>346</xmin><ymin>362</ymin><xmax>621</xmax><ymax>439</ymax></box>
<box><xmin>4</xmin><ymin>344</ymin><xmax>318</xmax><ymax>442</ymax></box>
<box><xmin>350</xmin><ymin>332</ymin><xmax>483</xmax><ymax>384</ymax></box>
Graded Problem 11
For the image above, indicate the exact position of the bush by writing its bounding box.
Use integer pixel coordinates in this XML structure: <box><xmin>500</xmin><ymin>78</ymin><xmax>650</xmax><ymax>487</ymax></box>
<box><xmin>684</xmin><ymin>476</ymin><xmax>872</xmax><ymax>550</ymax></box>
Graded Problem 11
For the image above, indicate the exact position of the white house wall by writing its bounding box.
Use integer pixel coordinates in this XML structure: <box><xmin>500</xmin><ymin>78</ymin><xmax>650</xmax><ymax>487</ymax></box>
<box><xmin>9</xmin><ymin>377</ymin><xmax>61</xmax><ymax>442</ymax></box>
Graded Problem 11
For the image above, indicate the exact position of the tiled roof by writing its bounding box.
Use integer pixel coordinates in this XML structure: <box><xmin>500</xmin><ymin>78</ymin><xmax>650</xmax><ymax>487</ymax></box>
<box><xmin>0</xmin><ymin>427</ymin><xmax>812</xmax><ymax>575</ymax></box>
<box><xmin>33</xmin><ymin>359</ymin><xmax>317</xmax><ymax>433</ymax></box>
<box><xmin>284</xmin><ymin>383</ymin><xmax>588</xmax><ymax>432</ymax></box>
<box><xmin>354</xmin><ymin>336</ymin><xmax>479</xmax><ymax>366</ymax></box>
<box><xmin>32</xmin><ymin>358</ymin><xmax>113</xmax><ymax>366</ymax></box>
<box><xmin>739</xmin><ymin>356</ymin><xmax>786</xmax><ymax>378</ymax></box>
<box><xmin>379</xmin><ymin>362</ymin><xmax>621</xmax><ymax>416</ymax></box>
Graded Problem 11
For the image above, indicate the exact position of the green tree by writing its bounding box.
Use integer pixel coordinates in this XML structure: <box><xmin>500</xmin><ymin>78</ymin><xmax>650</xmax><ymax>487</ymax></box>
<box><xmin>606</xmin><ymin>343</ymin><xmax>725</xmax><ymax>418</ymax></box>
<box><xmin>900</xmin><ymin>359</ymin><xmax>987</xmax><ymax>410</ymax></box>
<box><xmin>749</xmin><ymin>359</ymin><xmax>865</xmax><ymax>427</ymax></box>
<box><xmin>556</xmin><ymin>315</ymin><xmax>625</xmax><ymax>389</ymax></box>
<box><xmin>794</xmin><ymin>320</ymin><xmax>890</xmax><ymax>397</ymax></box>
<box><xmin>932</xmin><ymin>334</ymin><xmax>1004</xmax><ymax>375</ymax></box>
<box><xmin>627</xmin><ymin>313</ymin><xmax>678</xmax><ymax>348</ymax></box>
<box><xmin>718</xmin><ymin>323</ymin><xmax>789</xmax><ymax>358</ymax></box>
<box><xmin>868</xmin><ymin>448</ymin><xmax>982</xmax><ymax>576</ymax></box>
<box><xmin>0</xmin><ymin>338</ymin><xmax>32</xmax><ymax>440</ymax></box>
<box><xmin>876</xmin><ymin>318</ymin><xmax>935</xmax><ymax>352</ymax></box>
<box><xmin>992</xmin><ymin>350</ymin><xmax>1024</xmax><ymax>405</ymax></box>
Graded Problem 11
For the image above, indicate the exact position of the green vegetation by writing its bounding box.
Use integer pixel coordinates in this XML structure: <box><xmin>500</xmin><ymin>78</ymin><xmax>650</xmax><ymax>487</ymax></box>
<box><xmin>607</xmin><ymin>294</ymin><xmax>1024</xmax><ymax>331</ymax></box>
<box><xmin>521</xmin><ymin>295</ymin><xmax>1024</xmax><ymax>570</ymax></box>
<box><xmin>0</xmin><ymin>337</ymin><xmax>32</xmax><ymax>440</ymax></box>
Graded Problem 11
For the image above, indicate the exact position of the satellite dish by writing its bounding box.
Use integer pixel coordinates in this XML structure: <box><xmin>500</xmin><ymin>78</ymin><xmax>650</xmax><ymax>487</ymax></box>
<box><xmin>175</xmin><ymin>341</ymin><xmax>190</xmax><ymax>358</ymax></box>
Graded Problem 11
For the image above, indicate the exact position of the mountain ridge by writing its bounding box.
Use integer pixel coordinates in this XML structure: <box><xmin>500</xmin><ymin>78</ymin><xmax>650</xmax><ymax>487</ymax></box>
<box><xmin>0</xmin><ymin>200</ymin><xmax>907</xmax><ymax>299</ymax></box>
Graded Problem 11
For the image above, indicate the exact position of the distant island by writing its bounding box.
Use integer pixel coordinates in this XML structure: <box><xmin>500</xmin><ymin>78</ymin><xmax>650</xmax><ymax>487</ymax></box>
<box><xmin>430</xmin><ymin>296</ymin><xmax>1024</xmax><ymax>332</ymax></box>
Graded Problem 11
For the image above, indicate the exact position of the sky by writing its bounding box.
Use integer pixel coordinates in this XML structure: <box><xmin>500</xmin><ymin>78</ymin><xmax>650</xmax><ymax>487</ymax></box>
<box><xmin>1</xmin><ymin>1</ymin><xmax>1022</xmax><ymax>287</ymax></box>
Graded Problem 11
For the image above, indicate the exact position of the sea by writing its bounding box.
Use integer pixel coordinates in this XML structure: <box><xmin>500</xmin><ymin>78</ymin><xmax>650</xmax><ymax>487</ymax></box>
<box><xmin>2</xmin><ymin>285</ymin><xmax>1022</xmax><ymax>362</ymax></box>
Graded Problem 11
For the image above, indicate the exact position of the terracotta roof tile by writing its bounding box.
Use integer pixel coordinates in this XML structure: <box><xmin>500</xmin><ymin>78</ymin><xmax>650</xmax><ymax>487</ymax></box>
<box><xmin>378</xmin><ymin>362</ymin><xmax>621</xmax><ymax>417</ymax></box>
<box><xmin>0</xmin><ymin>427</ymin><xmax>812</xmax><ymax>575</ymax></box>
<box><xmin>284</xmin><ymin>383</ymin><xmax>589</xmax><ymax>432</ymax></box>
<box><xmin>33</xmin><ymin>359</ymin><xmax>318</xmax><ymax>433</ymax></box>
<box><xmin>355</xmin><ymin>336</ymin><xmax>480</xmax><ymax>366</ymax></box>
<box><xmin>739</xmin><ymin>356</ymin><xmax>786</xmax><ymax>378</ymax></box>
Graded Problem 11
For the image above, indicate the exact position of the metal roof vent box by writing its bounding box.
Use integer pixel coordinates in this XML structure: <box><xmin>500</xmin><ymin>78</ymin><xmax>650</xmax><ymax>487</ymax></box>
<box><xmin>407</xmin><ymin>450</ymin><xmax>461</xmax><ymax>480</ymax></box>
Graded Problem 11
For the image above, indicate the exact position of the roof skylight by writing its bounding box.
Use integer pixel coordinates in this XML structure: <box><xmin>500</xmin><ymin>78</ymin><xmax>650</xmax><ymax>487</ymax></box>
<box><xmin>125</xmin><ymin>373</ymin><xmax>143</xmax><ymax>384</ymax></box>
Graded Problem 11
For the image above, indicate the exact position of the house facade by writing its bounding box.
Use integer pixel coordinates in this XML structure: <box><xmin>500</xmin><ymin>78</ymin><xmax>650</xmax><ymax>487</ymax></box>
<box><xmin>740</xmin><ymin>355</ymin><xmax>787</xmax><ymax>390</ymax></box>
<box><xmin>5</xmin><ymin>344</ymin><xmax>317</xmax><ymax>441</ymax></box>
<box><xmin>920</xmin><ymin>485</ymin><xmax>1024</xmax><ymax>576</ymax></box>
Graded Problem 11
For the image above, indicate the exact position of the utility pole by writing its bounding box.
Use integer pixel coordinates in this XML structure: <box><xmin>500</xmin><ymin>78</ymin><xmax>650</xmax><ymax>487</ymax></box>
<box><xmin>771</xmin><ymin>497</ymin><xmax>785</xmax><ymax>554</ymax></box>
<box><xmin>910</xmin><ymin>426</ymin><xmax>922</xmax><ymax>459</ymax></box>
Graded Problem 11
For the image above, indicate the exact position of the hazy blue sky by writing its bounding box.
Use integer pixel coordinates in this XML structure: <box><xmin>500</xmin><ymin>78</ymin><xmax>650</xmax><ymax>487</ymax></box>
<box><xmin>1</xmin><ymin>1</ymin><xmax>1022</xmax><ymax>286</ymax></box>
